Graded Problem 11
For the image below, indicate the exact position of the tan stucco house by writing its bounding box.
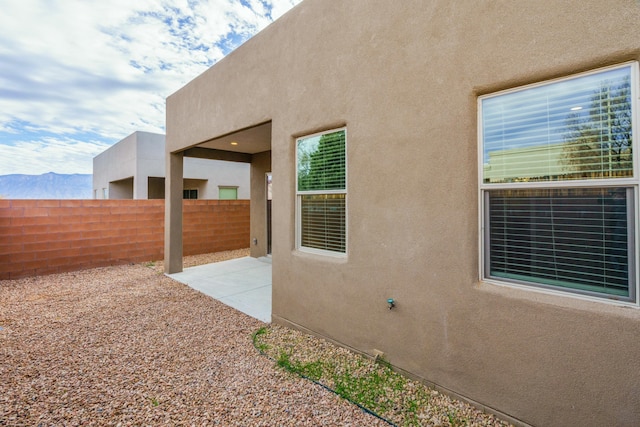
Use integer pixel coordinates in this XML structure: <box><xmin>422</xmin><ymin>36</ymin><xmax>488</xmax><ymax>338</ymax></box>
<box><xmin>93</xmin><ymin>131</ymin><xmax>249</xmax><ymax>199</ymax></box>
<box><xmin>163</xmin><ymin>1</ymin><xmax>640</xmax><ymax>425</ymax></box>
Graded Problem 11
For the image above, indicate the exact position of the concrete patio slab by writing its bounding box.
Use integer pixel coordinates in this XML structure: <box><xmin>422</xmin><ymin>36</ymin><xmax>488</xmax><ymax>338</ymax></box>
<box><xmin>167</xmin><ymin>257</ymin><xmax>271</xmax><ymax>322</ymax></box>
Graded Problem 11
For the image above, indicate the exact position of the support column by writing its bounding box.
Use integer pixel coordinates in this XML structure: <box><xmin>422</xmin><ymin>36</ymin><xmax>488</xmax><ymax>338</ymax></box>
<box><xmin>164</xmin><ymin>151</ymin><xmax>184</xmax><ymax>273</ymax></box>
<box><xmin>250</xmin><ymin>151</ymin><xmax>271</xmax><ymax>258</ymax></box>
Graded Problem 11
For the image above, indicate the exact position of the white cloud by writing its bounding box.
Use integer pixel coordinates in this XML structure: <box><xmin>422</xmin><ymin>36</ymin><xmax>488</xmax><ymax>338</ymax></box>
<box><xmin>270</xmin><ymin>0</ymin><xmax>302</xmax><ymax>20</ymax></box>
<box><xmin>0</xmin><ymin>0</ymin><xmax>303</xmax><ymax>175</ymax></box>
<box><xmin>0</xmin><ymin>137</ymin><xmax>112</xmax><ymax>175</ymax></box>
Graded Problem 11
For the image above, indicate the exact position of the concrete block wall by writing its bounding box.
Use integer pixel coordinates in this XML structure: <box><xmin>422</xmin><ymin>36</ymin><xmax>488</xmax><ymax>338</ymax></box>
<box><xmin>0</xmin><ymin>199</ymin><xmax>249</xmax><ymax>280</ymax></box>
<box><xmin>183</xmin><ymin>200</ymin><xmax>250</xmax><ymax>256</ymax></box>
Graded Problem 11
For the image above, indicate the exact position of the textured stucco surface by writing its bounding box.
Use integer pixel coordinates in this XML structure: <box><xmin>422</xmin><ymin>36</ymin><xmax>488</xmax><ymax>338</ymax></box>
<box><xmin>93</xmin><ymin>131</ymin><xmax>249</xmax><ymax>199</ymax></box>
<box><xmin>166</xmin><ymin>1</ymin><xmax>640</xmax><ymax>425</ymax></box>
<box><xmin>249</xmin><ymin>151</ymin><xmax>271</xmax><ymax>258</ymax></box>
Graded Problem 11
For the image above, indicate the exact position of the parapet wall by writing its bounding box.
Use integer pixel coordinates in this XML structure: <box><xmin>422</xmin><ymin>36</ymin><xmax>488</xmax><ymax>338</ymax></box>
<box><xmin>0</xmin><ymin>199</ymin><xmax>250</xmax><ymax>279</ymax></box>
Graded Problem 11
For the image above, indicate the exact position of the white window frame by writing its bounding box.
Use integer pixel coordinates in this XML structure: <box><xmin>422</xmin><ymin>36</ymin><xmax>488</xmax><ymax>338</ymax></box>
<box><xmin>478</xmin><ymin>62</ymin><xmax>640</xmax><ymax>306</ymax></box>
<box><xmin>295</xmin><ymin>127</ymin><xmax>347</xmax><ymax>257</ymax></box>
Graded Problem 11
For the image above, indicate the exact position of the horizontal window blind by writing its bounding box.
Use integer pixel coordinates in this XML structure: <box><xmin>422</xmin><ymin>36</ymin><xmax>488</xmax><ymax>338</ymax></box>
<box><xmin>300</xmin><ymin>194</ymin><xmax>346</xmax><ymax>253</ymax></box>
<box><xmin>487</xmin><ymin>188</ymin><xmax>631</xmax><ymax>297</ymax></box>
<box><xmin>297</xmin><ymin>130</ymin><xmax>346</xmax><ymax>191</ymax></box>
<box><xmin>297</xmin><ymin>128</ymin><xmax>347</xmax><ymax>254</ymax></box>
<box><xmin>482</xmin><ymin>66</ymin><xmax>632</xmax><ymax>183</ymax></box>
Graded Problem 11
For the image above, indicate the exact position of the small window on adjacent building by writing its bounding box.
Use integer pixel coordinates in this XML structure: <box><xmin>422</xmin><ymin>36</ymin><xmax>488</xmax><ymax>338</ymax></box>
<box><xmin>219</xmin><ymin>186</ymin><xmax>238</xmax><ymax>200</ymax></box>
<box><xmin>183</xmin><ymin>189</ymin><xmax>198</xmax><ymax>199</ymax></box>
<box><xmin>102</xmin><ymin>188</ymin><xmax>108</xmax><ymax>199</ymax></box>
<box><xmin>296</xmin><ymin>127</ymin><xmax>347</xmax><ymax>255</ymax></box>
<box><xmin>479</xmin><ymin>62</ymin><xmax>638</xmax><ymax>303</ymax></box>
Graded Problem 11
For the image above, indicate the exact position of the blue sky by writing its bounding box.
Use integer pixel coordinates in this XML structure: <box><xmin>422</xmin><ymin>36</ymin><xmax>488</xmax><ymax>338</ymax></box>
<box><xmin>0</xmin><ymin>0</ymin><xmax>302</xmax><ymax>175</ymax></box>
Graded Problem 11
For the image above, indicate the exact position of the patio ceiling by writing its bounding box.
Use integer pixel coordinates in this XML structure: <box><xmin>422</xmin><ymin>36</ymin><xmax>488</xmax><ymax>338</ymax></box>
<box><xmin>183</xmin><ymin>122</ymin><xmax>272</xmax><ymax>163</ymax></box>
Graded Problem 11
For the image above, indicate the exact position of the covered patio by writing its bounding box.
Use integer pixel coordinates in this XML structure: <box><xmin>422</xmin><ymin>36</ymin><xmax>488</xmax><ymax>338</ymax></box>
<box><xmin>164</xmin><ymin>122</ymin><xmax>272</xmax><ymax>275</ymax></box>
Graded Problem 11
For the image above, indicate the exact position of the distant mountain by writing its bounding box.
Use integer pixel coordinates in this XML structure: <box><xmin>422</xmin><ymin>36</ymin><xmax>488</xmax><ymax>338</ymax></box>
<box><xmin>0</xmin><ymin>172</ymin><xmax>93</xmax><ymax>199</ymax></box>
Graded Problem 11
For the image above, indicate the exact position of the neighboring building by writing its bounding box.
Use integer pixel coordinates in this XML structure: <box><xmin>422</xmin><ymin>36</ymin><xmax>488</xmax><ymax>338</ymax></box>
<box><xmin>93</xmin><ymin>131</ymin><xmax>249</xmax><ymax>200</ymax></box>
<box><xmin>483</xmin><ymin>142</ymin><xmax>567</xmax><ymax>183</ymax></box>
<box><xmin>163</xmin><ymin>1</ymin><xmax>640</xmax><ymax>426</ymax></box>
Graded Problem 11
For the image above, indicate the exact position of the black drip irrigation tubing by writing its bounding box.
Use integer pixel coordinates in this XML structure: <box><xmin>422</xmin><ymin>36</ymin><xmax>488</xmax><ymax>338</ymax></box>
<box><xmin>252</xmin><ymin>332</ymin><xmax>397</xmax><ymax>427</ymax></box>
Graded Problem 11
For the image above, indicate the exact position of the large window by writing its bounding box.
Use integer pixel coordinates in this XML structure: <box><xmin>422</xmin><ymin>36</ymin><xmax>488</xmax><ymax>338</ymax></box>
<box><xmin>296</xmin><ymin>128</ymin><xmax>347</xmax><ymax>255</ymax></box>
<box><xmin>480</xmin><ymin>63</ymin><xmax>638</xmax><ymax>302</ymax></box>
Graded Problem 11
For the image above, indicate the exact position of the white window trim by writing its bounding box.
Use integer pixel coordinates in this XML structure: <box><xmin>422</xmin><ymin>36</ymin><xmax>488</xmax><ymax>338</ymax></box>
<box><xmin>295</xmin><ymin>127</ymin><xmax>348</xmax><ymax>257</ymax></box>
<box><xmin>477</xmin><ymin>61</ymin><xmax>640</xmax><ymax>307</ymax></box>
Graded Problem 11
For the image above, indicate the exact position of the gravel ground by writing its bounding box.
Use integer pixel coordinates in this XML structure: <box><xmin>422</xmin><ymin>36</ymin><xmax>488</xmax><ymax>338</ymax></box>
<box><xmin>149</xmin><ymin>248</ymin><xmax>251</xmax><ymax>272</ymax></box>
<box><xmin>1</xmin><ymin>250</ymin><xmax>510</xmax><ymax>426</ymax></box>
<box><xmin>1</xmin><ymin>250</ymin><xmax>387</xmax><ymax>426</ymax></box>
<box><xmin>255</xmin><ymin>325</ymin><xmax>512</xmax><ymax>427</ymax></box>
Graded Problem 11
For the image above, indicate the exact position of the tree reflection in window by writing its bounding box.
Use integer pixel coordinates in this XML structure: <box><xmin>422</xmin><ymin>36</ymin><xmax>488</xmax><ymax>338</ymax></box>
<box><xmin>297</xmin><ymin>130</ymin><xmax>346</xmax><ymax>192</ymax></box>
<box><xmin>562</xmin><ymin>76</ymin><xmax>632</xmax><ymax>178</ymax></box>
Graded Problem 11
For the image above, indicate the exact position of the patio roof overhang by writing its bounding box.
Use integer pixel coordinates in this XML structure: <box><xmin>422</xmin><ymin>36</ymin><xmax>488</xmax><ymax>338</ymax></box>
<box><xmin>183</xmin><ymin>147</ymin><xmax>252</xmax><ymax>163</ymax></box>
<box><xmin>165</xmin><ymin>121</ymin><xmax>272</xmax><ymax>274</ymax></box>
<box><xmin>183</xmin><ymin>121</ymin><xmax>272</xmax><ymax>161</ymax></box>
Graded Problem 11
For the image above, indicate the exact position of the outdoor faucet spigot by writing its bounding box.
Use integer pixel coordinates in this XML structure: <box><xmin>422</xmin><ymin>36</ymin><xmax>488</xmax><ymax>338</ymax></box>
<box><xmin>387</xmin><ymin>298</ymin><xmax>395</xmax><ymax>310</ymax></box>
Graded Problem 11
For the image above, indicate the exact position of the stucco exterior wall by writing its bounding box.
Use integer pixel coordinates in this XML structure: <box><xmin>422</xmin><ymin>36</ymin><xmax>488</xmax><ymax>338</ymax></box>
<box><xmin>108</xmin><ymin>177</ymin><xmax>134</xmax><ymax>199</ymax></box>
<box><xmin>184</xmin><ymin>157</ymin><xmax>250</xmax><ymax>199</ymax></box>
<box><xmin>136</xmin><ymin>132</ymin><xmax>166</xmax><ymax>199</ymax></box>
<box><xmin>249</xmin><ymin>151</ymin><xmax>271</xmax><ymax>258</ymax></box>
<box><xmin>93</xmin><ymin>132</ymin><xmax>137</xmax><ymax>199</ymax></box>
<box><xmin>165</xmin><ymin>1</ymin><xmax>640</xmax><ymax>425</ymax></box>
<box><xmin>93</xmin><ymin>131</ymin><xmax>249</xmax><ymax>199</ymax></box>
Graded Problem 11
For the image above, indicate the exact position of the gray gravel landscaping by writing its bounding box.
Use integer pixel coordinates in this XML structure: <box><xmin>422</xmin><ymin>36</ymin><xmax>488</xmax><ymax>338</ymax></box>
<box><xmin>1</xmin><ymin>250</ymin><xmax>511</xmax><ymax>426</ymax></box>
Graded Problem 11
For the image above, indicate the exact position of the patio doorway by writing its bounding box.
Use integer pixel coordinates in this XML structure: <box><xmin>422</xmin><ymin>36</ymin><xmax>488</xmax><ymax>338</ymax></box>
<box><xmin>266</xmin><ymin>173</ymin><xmax>272</xmax><ymax>255</ymax></box>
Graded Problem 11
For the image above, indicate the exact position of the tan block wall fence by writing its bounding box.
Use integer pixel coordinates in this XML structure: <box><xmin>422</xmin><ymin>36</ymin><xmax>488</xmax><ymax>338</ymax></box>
<box><xmin>0</xmin><ymin>199</ymin><xmax>250</xmax><ymax>280</ymax></box>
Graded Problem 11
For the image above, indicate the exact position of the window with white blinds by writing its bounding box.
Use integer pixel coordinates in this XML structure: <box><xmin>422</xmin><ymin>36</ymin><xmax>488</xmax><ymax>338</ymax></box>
<box><xmin>482</xmin><ymin>66</ymin><xmax>633</xmax><ymax>183</ymax></box>
<box><xmin>487</xmin><ymin>188</ymin><xmax>632</xmax><ymax>298</ymax></box>
<box><xmin>296</xmin><ymin>128</ymin><xmax>346</xmax><ymax>255</ymax></box>
<box><xmin>480</xmin><ymin>63</ymin><xmax>638</xmax><ymax>303</ymax></box>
